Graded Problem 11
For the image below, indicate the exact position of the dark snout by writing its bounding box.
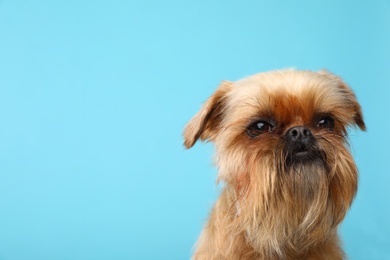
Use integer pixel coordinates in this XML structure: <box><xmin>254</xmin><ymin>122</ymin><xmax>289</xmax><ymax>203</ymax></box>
<box><xmin>285</xmin><ymin>126</ymin><xmax>324</xmax><ymax>165</ymax></box>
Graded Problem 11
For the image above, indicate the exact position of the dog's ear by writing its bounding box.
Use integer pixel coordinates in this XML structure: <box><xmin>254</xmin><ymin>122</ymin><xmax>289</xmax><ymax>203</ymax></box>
<box><xmin>318</xmin><ymin>70</ymin><xmax>366</xmax><ymax>131</ymax></box>
<box><xmin>183</xmin><ymin>81</ymin><xmax>233</xmax><ymax>148</ymax></box>
<box><xmin>345</xmin><ymin>91</ymin><xmax>366</xmax><ymax>131</ymax></box>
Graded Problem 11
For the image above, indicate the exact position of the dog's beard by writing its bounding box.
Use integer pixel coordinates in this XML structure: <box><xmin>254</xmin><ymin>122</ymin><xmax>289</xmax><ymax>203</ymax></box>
<box><xmin>236</xmin><ymin>145</ymin><xmax>335</xmax><ymax>257</ymax></box>
<box><xmin>276</xmin><ymin>138</ymin><xmax>329</xmax><ymax>208</ymax></box>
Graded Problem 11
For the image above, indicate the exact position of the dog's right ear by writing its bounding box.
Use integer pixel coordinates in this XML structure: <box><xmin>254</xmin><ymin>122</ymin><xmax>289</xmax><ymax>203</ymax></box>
<box><xmin>183</xmin><ymin>81</ymin><xmax>232</xmax><ymax>149</ymax></box>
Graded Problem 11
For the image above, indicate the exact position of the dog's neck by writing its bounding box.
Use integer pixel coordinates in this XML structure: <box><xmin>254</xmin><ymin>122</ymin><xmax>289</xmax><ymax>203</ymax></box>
<box><xmin>223</xmin><ymin>163</ymin><xmax>345</xmax><ymax>258</ymax></box>
<box><xmin>222</xmin><ymin>182</ymin><xmax>340</xmax><ymax>259</ymax></box>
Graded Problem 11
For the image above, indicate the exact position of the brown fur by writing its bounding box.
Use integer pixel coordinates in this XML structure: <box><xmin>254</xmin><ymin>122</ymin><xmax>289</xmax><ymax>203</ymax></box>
<box><xmin>184</xmin><ymin>69</ymin><xmax>365</xmax><ymax>260</ymax></box>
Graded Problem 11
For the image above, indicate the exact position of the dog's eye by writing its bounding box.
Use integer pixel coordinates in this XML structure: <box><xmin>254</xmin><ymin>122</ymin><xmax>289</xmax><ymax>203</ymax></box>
<box><xmin>246</xmin><ymin>121</ymin><xmax>273</xmax><ymax>137</ymax></box>
<box><xmin>317</xmin><ymin>118</ymin><xmax>334</xmax><ymax>130</ymax></box>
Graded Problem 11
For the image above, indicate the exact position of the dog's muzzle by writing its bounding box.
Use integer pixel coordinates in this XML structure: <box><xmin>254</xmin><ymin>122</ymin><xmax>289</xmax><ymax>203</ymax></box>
<box><xmin>284</xmin><ymin>126</ymin><xmax>324</xmax><ymax>165</ymax></box>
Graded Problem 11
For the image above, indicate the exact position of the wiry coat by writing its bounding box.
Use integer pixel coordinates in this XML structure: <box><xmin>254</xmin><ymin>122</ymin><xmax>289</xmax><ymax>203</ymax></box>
<box><xmin>184</xmin><ymin>70</ymin><xmax>365</xmax><ymax>260</ymax></box>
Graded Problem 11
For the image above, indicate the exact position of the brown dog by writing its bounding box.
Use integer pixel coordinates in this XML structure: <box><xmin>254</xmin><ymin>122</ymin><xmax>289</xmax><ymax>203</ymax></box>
<box><xmin>184</xmin><ymin>69</ymin><xmax>365</xmax><ymax>260</ymax></box>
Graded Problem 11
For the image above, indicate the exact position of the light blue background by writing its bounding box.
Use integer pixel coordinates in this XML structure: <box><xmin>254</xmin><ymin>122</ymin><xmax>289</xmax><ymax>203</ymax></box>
<box><xmin>0</xmin><ymin>1</ymin><xmax>389</xmax><ymax>259</ymax></box>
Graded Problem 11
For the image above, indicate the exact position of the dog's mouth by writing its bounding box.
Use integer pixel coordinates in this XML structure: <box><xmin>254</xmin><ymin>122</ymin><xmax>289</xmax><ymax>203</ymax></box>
<box><xmin>294</xmin><ymin>150</ymin><xmax>310</xmax><ymax>157</ymax></box>
<box><xmin>284</xmin><ymin>141</ymin><xmax>326</xmax><ymax>167</ymax></box>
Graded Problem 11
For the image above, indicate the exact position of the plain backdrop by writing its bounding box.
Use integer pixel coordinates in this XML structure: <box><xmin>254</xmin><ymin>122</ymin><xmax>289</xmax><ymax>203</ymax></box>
<box><xmin>0</xmin><ymin>1</ymin><xmax>389</xmax><ymax>259</ymax></box>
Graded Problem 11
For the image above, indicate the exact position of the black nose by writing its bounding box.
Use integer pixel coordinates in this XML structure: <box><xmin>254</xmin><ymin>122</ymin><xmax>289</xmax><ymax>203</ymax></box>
<box><xmin>286</xmin><ymin>126</ymin><xmax>312</xmax><ymax>141</ymax></box>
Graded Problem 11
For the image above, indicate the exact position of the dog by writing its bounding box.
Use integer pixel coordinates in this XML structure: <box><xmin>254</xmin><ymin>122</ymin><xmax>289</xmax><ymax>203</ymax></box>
<box><xmin>183</xmin><ymin>69</ymin><xmax>365</xmax><ymax>260</ymax></box>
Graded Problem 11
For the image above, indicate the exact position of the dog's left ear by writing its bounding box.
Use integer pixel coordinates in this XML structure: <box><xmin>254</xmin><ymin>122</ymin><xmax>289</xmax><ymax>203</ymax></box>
<box><xmin>318</xmin><ymin>70</ymin><xmax>366</xmax><ymax>131</ymax></box>
<box><xmin>183</xmin><ymin>81</ymin><xmax>233</xmax><ymax>148</ymax></box>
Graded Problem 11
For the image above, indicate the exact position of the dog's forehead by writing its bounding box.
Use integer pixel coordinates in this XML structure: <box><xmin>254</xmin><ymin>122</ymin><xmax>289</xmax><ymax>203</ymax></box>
<box><xmin>225</xmin><ymin>70</ymin><xmax>347</xmax><ymax>122</ymax></box>
<box><xmin>232</xmin><ymin>70</ymin><xmax>339</xmax><ymax>99</ymax></box>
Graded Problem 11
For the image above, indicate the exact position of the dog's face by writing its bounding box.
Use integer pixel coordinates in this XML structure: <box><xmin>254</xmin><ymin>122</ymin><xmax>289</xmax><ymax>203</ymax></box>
<box><xmin>184</xmin><ymin>69</ymin><xmax>365</xmax><ymax>252</ymax></box>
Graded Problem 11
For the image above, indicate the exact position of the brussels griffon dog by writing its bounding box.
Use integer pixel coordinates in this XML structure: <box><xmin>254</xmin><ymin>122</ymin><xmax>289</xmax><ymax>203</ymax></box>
<box><xmin>184</xmin><ymin>69</ymin><xmax>365</xmax><ymax>260</ymax></box>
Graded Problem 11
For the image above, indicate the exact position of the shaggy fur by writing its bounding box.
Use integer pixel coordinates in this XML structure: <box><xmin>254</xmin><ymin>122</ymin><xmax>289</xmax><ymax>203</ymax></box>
<box><xmin>184</xmin><ymin>69</ymin><xmax>365</xmax><ymax>260</ymax></box>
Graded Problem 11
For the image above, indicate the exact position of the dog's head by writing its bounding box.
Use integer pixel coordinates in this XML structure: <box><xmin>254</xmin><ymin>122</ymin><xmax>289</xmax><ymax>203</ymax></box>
<box><xmin>184</xmin><ymin>69</ymin><xmax>365</xmax><ymax>253</ymax></box>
